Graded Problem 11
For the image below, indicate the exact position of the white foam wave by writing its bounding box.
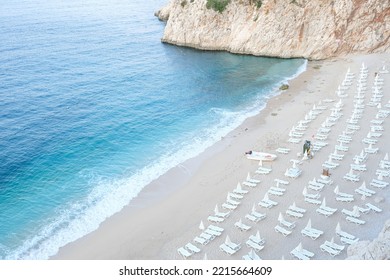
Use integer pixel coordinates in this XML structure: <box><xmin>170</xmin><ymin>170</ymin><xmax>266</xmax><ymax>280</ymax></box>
<box><xmin>5</xmin><ymin>59</ymin><xmax>308</xmax><ymax>260</ymax></box>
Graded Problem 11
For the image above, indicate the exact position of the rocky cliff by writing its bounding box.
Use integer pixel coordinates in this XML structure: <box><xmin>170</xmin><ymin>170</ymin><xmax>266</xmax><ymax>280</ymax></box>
<box><xmin>155</xmin><ymin>0</ymin><xmax>390</xmax><ymax>59</ymax></box>
<box><xmin>346</xmin><ymin>219</ymin><xmax>390</xmax><ymax>260</ymax></box>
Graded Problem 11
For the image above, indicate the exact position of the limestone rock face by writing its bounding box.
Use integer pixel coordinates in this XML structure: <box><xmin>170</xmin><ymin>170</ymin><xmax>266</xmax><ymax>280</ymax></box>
<box><xmin>156</xmin><ymin>0</ymin><xmax>390</xmax><ymax>59</ymax></box>
<box><xmin>346</xmin><ymin>219</ymin><xmax>390</xmax><ymax>260</ymax></box>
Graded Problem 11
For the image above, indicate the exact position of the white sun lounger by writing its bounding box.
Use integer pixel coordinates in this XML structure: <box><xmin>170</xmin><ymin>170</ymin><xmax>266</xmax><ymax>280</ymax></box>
<box><xmin>305</xmin><ymin>197</ymin><xmax>321</xmax><ymax>205</ymax></box>
<box><xmin>346</xmin><ymin>216</ymin><xmax>365</xmax><ymax>225</ymax></box>
<box><xmin>245</xmin><ymin>213</ymin><xmax>263</xmax><ymax>223</ymax></box>
<box><xmin>200</xmin><ymin>232</ymin><xmax>215</xmax><ymax>241</ymax></box>
<box><xmin>259</xmin><ymin>193</ymin><xmax>278</xmax><ymax>208</ymax></box>
<box><xmin>326</xmin><ymin>239</ymin><xmax>345</xmax><ymax>251</ymax></box>
<box><xmin>301</xmin><ymin>228</ymin><xmax>322</xmax><ymax>240</ymax></box>
<box><xmin>250</xmin><ymin>207</ymin><xmax>267</xmax><ymax>220</ymax></box>
<box><xmin>290</xmin><ymin>248</ymin><xmax>310</xmax><ymax>260</ymax></box>
<box><xmin>242</xmin><ymin>249</ymin><xmax>262</xmax><ymax>260</ymax></box>
<box><xmin>340</xmin><ymin>236</ymin><xmax>359</xmax><ymax>245</ymax></box>
<box><xmin>220</xmin><ymin>243</ymin><xmax>238</xmax><ymax>256</ymax></box>
<box><xmin>222</xmin><ymin>203</ymin><xmax>237</xmax><ymax>210</ymax></box>
<box><xmin>275</xmin><ymin>225</ymin><xmax>292</xmax><ymax>237</ymax></box>
<box><xmin>316</xmin><ymin>207</ymin><xmax>335</xmax><ymax>217</ymax></box>
<box><xmin>366</xmin><ymin>203</ymin><xmax>382</xmax><ymax>213</ymax></box>
<box><xmin>228</xmin><ymin>192</ymin><xmax>244</xmax><ymax>200</ymax></box>
<box><xmin>276</xmin><ymin>147</ymin><xmax>290</xmax><ymax>154</ymax></box>
<box><xmin>249</xmin><ymin>232</ymin><xmax>265</xmax><ymax>246</ymax></box>
<box><xmin>246</xmin><ymin>173</ymin><xmax>261</xmax><ymax>184</ymax></box>
<box><xmin>284</xmin><ymin>168</ymin><xmax>302</xmax><ymax>179</ymax></box>
<box><xmin>289</xmin><ymin>202</ymin><xmax>306</xmax><ymax>213</ymax></box>
<box><xmin>335</xmin><ymin>223</ymin><xmax>356</xmax><ymax>240</ymax></box>
<box><xmin>275</xmin><ymin>178</ymin><xmax>289</xmax><ymax>185</ymax></box>
<box><xmin>309</xmin><ymin>178</ymin><xmax>325</xmax><ymax>188</ymax></box>
<box><xmin>286</xmin><ymin>209</ymin><xmax>304</xmax><ymax>219</ymax></box>
<box><xmin>243</xmin><ymin>181</ymin><xmax>257</xmax><ymax>187</ymax></box>
<box><xmin>301</xmin><ymin>220</ymin><xmax>323</xmax><ymax>240</ymax></box>
<box><xmin>303</xmin><ymin>187</ymin><xmax>320</xmax><ymax>199</ymax></box>
<box><xmin>278</xmin><ymin>213</ymin><xmax>296</xmax><ymax>229</ymax></box>
<box><xmin>258</xmin><ymin>200</ymin><xmax>274</xmax><ymax>209</ymax></box>
<box><xmin>336</xmin><ymin>196</ymin><xmax>354</xmax><ymax>202</ymax></box>
<box><xmin>350</xmin><ymin>164</ymin><xmax>367</xmax><ymax>172</ymax></box>
<box><xmin>308</xmin><ymin>183</ymin><xmax>324</xmax><ymax>192</ymax></box>
<box><xmin>185</xmin><ymin>243</ymin><xmax>201</xmax><ymax>253</ymax></box>
<box><xmin>320</xmin><ymin>243</ymin><xmax>341</xmax><ymax>257</ymax></box>
<box><xmin>288</xmin><ymin>138</ymin><xmax>301</xmax><ymax>144</ymax></box>
<box><xmin>178</xmin><ymin>247</ymin><xmax>194</xmax><ymax>259</ymax></box>
<box><xmin>358</xmin><ymin>205</ymin><xmax>371</xmax><ymax>214</ymax></box>
<box><xmin>268</xmin><ymin>188</ymin><xmax>284</xmax><ymax>196</ymax></box>
<box><xmin>204</xmin><ymin>228</ymin><xmax>222</xmax><ymax>237</ymax></box>
<box><xmin>365</xmin><ymin>146</ymin><xmax>379</xmax><ymax>154</ymax></box>
<box><xmin>341</xmin><ymin>206</ymin><xmax>360</xmax><ymax>218</ymax></box>
<box><xmin>270</xmin><ymin>186</ymin><xmax>286</xmax><ymax>193</ymax></box>
<box><xmin>194</xmin><ymin>236</ymin><xmax>209</xmax><ymax>245</ymax></box>
<box><xmin>255</xmin><ymin>167</ymin><xmax>272</xmax><ymax>175</ymax></box>
<box><xmin>355</xmin><ymin>188</ymin><xmax>373</xmax><ymax>197</ymax></box>
<box><xmin>290</xmin><ymin>243</ymin><xmax>314</xmax><ymax>260</ymax></box>
<box><xmin>208</xmin><ymin>215</ymin><xmax>224</xmax><ymax>223</ymax></box>
<box><xmin>322</xmin><ymin>161</ymin><xmax>339</xmax><ymax>169</ymax></box>
<box><xmin>226</xmin><ymin>197</ymin><xmax>240</xmax><ymax>206</ymax></box>
<box><xmin>344</xmin><ymin>173</ymin><xmax>360</xmax><ymax>182</ymax></box>
<box><xmin>235</xmin><ymin>219</ymin><xmax>252</xmax><ymax>232</ymax></box>
<box><xmin>359</xmin><ymin>185</ymin><xmax>375</xmax><ymax>195</ymax></box>
<box><xmin>245</xmin><ymin>239</ymin><xmax>264</xmax><ymax>252</ymax></box>
<box><xmin>208</xmin><ymin>225</ymin><xmax>224</xmax><ymax>232</ymax></box>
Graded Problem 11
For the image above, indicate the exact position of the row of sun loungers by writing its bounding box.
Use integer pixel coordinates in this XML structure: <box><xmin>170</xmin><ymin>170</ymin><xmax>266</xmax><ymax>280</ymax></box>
<box><xmin>184</xmin><ymin>64</ymin><xmax>389</xmax><ymax>260</ymax></box>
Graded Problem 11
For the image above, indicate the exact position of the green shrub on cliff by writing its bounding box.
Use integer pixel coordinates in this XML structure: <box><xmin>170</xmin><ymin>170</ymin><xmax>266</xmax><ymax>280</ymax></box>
<box><xmin>206</xmin><ymin>0</ymin><xmax>231</xmax><ymax>13</ymax></box>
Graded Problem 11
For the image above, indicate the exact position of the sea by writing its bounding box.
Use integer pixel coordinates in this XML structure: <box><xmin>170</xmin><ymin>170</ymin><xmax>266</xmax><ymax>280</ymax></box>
<box><xmin>0</xmin><ymin>0</ymin><xmax>306</xmax><ymax>259</ymax></box>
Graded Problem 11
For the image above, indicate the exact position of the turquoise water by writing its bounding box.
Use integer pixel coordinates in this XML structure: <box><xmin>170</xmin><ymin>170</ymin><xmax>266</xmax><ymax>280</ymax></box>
<box><xmin>0</xmin><ymin>0</ymin><xmax>306</xmax><ymax>259</ymax></box>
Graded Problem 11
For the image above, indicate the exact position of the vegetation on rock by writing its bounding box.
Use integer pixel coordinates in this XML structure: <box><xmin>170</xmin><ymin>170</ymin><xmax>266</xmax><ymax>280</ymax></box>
<box><xmin>206</xmin><ymin>0</ymin><xmax>231</xmax><ymax>13</ymax></box>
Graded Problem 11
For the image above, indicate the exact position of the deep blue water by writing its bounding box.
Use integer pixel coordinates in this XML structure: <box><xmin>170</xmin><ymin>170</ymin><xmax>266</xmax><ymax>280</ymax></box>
<box><xmin>0</xmin><ymin>0</ymin><xmax>306</xmax><ymax>259</ymax></box>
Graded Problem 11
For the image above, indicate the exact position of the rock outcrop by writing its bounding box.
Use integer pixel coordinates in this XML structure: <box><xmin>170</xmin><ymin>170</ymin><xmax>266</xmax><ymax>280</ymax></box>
<box><xmin>346</xmin><ymin>219</ymin><xmax>390</xmax><ymax>260</ymax></box>
<box><xmin>155</xmin><ymin>0</ymin><xmax>390</xmax><ymax>59</ymax></box>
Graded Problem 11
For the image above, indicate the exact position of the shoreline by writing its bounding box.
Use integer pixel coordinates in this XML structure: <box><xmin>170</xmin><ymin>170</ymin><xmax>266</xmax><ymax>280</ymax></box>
<box><xmin>53</xmin><ymin>52</ymin><xmax>390</xmax><ymax>260</ymax></box>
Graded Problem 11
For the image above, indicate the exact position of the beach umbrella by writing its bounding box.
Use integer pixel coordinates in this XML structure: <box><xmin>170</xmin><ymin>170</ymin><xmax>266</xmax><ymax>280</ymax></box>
<box><xmin>203</xmin><ymin>253</ymin><xmax>208</xmax><ymax>260</ymax></box>
<box><xmin>252</xmin><ymin>204</ymin><xmax>257</xmax><ymax>213</ymax></box>
<box><xmin>306</xmin><ymin>219</ymin><xmax>312</xmax><ymax>229</ymax></box>
<box><xmin>321</xmin><ymin>198</ymin><xmax>327</xmax><ymax>208</ymax></box>
<box><xmin>278</xmin><ymin>212</ymin><xmax>283</xmax><ymax>222</ymax></box>
<box><xmin>334</xmin><ymin>185</ymin><xmax>339</xmax><ymax>194</ymax></box>
<box><xmin>214</xmin><ymin>204</ymin><xmax>220</xmax><ymax>215</ymax></box>
<box><xmin>251</xmin><ymin>250</ymin><xmax>261</xmax><ymax>260</ymax></box>
<box><xmin>255</xmin><ymin>230</ymin><xmax>261</xmax><ymax>240</ymax></box>
<box><xmin>378</xmin><ymin>173</ymin><xmax>384</xmax><ymax>180</ymax></box>
<box><xmin>352</xmin><ymin>206</ymin><xmax>360</xmax><ymax>217</ymax></box>
<box><xmin>335</xmin><ymin>222</ymin><xmax>341</xmax><ymax>233</ymax></box>
<box><xmin>384</xmin><ymin>153</ymin><xmax>389</xmax><ymax>161</ymax></box>
<box><xmin>225</xmin><ymin>235</ymin><xmax>232</xmax><ymax>245</ymax></box>
<box><xmin>258</xmin><ymin>160</ymin><xmax>263</xmax><ymax>167</ymax></box>
<box><xmin>361</xmin><ymin>194</ymin><xmax>366</xmax><ymax>201</ymax></box>
<box><xmin>297</xmin><ymin>242</ymin><xmax>303</xmax><ymax>251</ymax></box>
<box><xmin>199</xmin><ymin>220</ymin><xmax>205</xmax><ymax>231</ymax></box>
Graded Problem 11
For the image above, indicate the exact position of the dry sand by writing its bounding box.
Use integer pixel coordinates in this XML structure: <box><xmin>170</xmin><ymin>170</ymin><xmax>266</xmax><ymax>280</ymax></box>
<box><xmin>53</xmin><ymin>53</ymin><xmax>390</xmax><ymax>260</ymax></box>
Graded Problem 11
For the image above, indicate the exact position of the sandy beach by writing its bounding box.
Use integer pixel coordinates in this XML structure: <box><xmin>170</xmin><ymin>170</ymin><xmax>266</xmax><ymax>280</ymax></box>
<box><xmin>53</xmin><ymin>52</ymin><xmax>390</xmax><ymax>260</ymax></box>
